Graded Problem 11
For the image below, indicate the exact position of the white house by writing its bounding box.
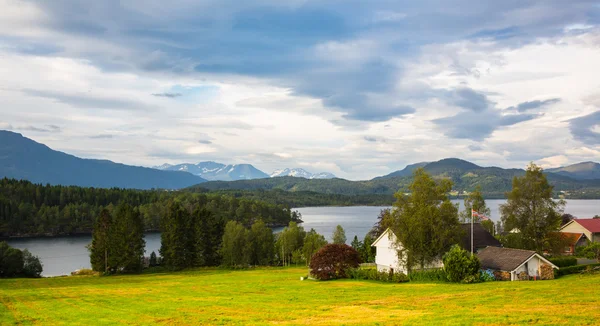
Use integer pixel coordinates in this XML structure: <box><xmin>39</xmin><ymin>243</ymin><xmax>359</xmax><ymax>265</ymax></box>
<box><xmin>371</xmin><ymin>228</ymin><xmax>408</xmax><ymax>273</ymax></box>
<box><xmin>477</xmin><ymin>246</ymin><xmax>559</xmax><ymax>281</ymax></box>
<box><xmin>372</xmin><ymin>225</ymin><xmax>501</xmax><ymax>274</ymax></box>
<box><xmin>371</xmin><ymin>228</ymin><xmax>443</xmax><ymax>273</ymax></box>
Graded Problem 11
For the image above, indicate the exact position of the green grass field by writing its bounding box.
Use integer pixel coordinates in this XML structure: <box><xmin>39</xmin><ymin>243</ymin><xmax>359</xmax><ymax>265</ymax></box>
<box><xmin>1</xmin><ymin>267</ymin><xmax>599</xmax><ymax>325</ymax></box>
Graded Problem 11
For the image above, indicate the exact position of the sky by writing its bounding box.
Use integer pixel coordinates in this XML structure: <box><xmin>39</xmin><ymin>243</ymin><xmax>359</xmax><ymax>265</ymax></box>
<box><xmin>1</xmin><ymin>0</ymin><xmax>599</xmax><ymax>180</ymax></box>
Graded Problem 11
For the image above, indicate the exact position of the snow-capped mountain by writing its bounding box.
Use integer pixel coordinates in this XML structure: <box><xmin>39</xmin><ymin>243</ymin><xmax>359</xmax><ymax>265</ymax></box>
<box><xmin>154</xmin><ymin>161</ymin><xmax>269</xmax><ymax>181</ymax></box>
<box><xmin>270</xmin><ymin>168</ymin><xmax>336</xmax><ymax>179</ymax></box>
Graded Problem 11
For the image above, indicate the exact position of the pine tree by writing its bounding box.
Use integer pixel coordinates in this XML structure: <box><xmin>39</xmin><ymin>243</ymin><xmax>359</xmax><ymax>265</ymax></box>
<box><xmin>350</xmin><ymin>235</ymin><xmax>362</xmax><ymax>252</ymax></box>
<box><xmin>332</xmin><ymin>225</ymin><xmax>346</xmax><ymax>244</ymax></box>
<box><xmin>89</xmin><ymin>208</ymin><xmax>112</xmax><ymax>272</ymax></box>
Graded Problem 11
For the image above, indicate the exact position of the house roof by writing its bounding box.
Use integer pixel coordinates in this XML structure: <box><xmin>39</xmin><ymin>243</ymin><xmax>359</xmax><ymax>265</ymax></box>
<box><xmin>459</xmin><ymin>223</ymin><xmax>502</xmax><ymax>250</ymax></box>
<box><xmin>477</xmin><ymin>246</ymin><xmax>558</xmax><ymax>272</ymax></box>
<box><xmin>371</xmin><ymin>228</ymin><xmax>394</xmax><ymax>247</ymax></box>
<box><xmin>566</xmin><ymin>219</ymin><xmax>600</xmax><ymax>233</ymax></box>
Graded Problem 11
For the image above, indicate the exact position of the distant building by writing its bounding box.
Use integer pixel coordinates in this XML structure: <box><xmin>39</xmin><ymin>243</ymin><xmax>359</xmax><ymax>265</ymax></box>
<box><xmin>560</xmin><ymin>219</ymin><xmax>600</xmax><ymax>243</ymax></box>
<box><xmin>548</xmin><ymin>232</ymin><xmax>589</xmax><ymax>255</ymax></box>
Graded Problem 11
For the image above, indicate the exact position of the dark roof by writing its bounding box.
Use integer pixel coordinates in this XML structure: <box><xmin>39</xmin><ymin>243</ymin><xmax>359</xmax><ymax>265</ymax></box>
<box><xmin>459</xmin><ymin>223</ymin><xmax>502</xmax><ymax>250</ymax></box>
<box><xmin>476</xmin><ymin>247</ymin><xmax>536</xmax><ymax>271</ymax></box>
<box><xmin>573</xmin><ymin>219</ymin><xmax>600</xmax><ymax>233</ymax></box>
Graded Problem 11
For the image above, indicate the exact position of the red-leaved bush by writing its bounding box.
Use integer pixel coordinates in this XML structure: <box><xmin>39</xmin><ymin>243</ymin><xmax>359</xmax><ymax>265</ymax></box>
<box><xmin>309</xmin><ymin>244</ymin><xmax>360</xmax><ymax>280</ymax></box>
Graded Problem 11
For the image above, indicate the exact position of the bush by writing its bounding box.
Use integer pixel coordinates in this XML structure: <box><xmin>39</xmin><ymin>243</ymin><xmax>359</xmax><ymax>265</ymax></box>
<box><xmin>549</xmin><ymin>257</ymin><xmax>577</xmax><ymax>268</ymax></box>
<box><xmin>0</xmin><ymin>242</ymin><xmax>24</xmax><ymax>277</ymax></box>
<box><xmin>348</xmin><ymin>267</ymin><xmax>408</xmax><ymax>283</ymax></box>
<box><xmin>555</xmin><ymin>263</ymin><xmax>600</xmax><ymax>277</ymax></box>
<box><xmin>309</xmin><ymin>244</ymin><xmax>360</xmax><ymax>280</ymax></box>
<box><xmin>22</xmin><ymin>249</ymin><xmax>43</xmax><ymax>278</ymax></box>
<box><xmin>479</xmin><ymin>269</ymin><xmax>495</xmax><ymax>282</ymax></box>
<box><xmin>443</xmin><ymin>245</ymin><xmax>480</xmax><ymax>283</ymax></box>
<box><xmin>408</xmin><ymin>269</ymin><xmax>447</xmax><ymax>282</ymax></box>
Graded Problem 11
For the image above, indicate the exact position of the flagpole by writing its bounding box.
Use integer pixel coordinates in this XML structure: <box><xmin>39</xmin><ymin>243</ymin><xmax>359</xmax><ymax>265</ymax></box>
<box><xmin>471</xmin><ymin>208</ymin><xmax>474</xmax><ymax>256</ymax></box>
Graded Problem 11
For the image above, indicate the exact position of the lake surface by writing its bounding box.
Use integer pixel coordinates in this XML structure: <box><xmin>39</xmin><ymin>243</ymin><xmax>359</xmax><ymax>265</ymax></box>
<box><xmin>7</xmin><ymin>199</ymin><xmax>599</xmax><ymax>276</ymax></box>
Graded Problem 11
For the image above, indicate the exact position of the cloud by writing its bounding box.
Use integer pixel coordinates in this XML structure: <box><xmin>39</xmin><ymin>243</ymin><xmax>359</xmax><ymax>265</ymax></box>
<box><xmin>433</xmin><ymin>88</ymin><xmax>540</xmax><ymax>141</ymax></box>
<box><xmin>89</xmin><ymin>134</ymin><xmax>114</xmax><ymax>139</ymax></box>
<box><xmin>19</xmin><ymin>125</ymin><xmax>62</xmax><ymax>133</ymax></box>
<box><xmin>569</xmin><ymin>110</ymin><xmax>600</xmax><ymax>145</ymax></box>
<box><xmin>198</xmin><ymin>139</ymin><xmax>212</xmax><ymax>144</ymax></box>
<box><xmin>508</xmin><ymin>98</ymin><xmax>561</xmax><ymax>112</ymax></box>
<box><xmin>450</xmin><ymin>88</ymin><xmax>492</xmax><ymax>112</ymax></box>
<box><xmin>364</xmin><ymin>136</ymin><xmax>378</xmax><ymax>142</ymax></box>
<box><xmin>152</xmin><ymin>92</ymin><xmax>182</xmax><ymax>98</ymax></box>
<box><xmin>23</xmin><ymin>89</ymin><xmax>156</xmax><ymax>111</ymax></box>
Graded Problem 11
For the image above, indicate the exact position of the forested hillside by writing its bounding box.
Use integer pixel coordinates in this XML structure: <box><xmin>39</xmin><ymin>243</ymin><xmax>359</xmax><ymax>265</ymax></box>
<box><xmin>193</xmin><ymin>159</ymin><xmax>600</xmax><ymax>198</ymax></box>
<box><xmin>0</xmin><ymin>178</ymin><xmax>300</xmax><ymax>238</ymax></box>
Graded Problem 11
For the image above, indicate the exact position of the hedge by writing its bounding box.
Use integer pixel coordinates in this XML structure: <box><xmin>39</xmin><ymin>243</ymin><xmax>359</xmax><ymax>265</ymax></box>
<box><xmin>555</xmin><ymin>263</ymin><xmax>600</xmax><ymax>277</ymax></box>
<box><xmin>348</xmin><ymin>268</ymin><xmax>409</xmax><ymax>283</ymax></box>
<box><xmin>549</xmin><ymin>257</ymin><xmax>577</xmax><ymax>268</ymax></box>
<box><xmin>408</xmin><ymin>268</ymin><xmax>447</xmax><ymax>282</ymax></box>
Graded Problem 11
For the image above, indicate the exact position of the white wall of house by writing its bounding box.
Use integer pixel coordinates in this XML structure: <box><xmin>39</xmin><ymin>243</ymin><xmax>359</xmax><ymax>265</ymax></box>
<box><xmin>373</xmin><ymin>230</ymin><xmax>407</xmax><ymax>274</ymax></box>
<box><xmin>511</xmin><ymin>255</ymin><xmax>548</xmax><ymax>280</ymax></box>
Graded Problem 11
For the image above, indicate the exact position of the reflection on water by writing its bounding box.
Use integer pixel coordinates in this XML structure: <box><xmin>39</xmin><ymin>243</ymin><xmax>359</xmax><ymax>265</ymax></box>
<box><xmin>7</xmin><ymin>199</ymin><xmax>599</xmax><ymax>276</ymax></box>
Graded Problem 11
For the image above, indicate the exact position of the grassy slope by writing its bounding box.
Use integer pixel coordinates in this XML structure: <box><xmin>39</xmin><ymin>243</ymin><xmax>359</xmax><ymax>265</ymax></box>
<box><xmin>1</xmin><ymin>267</ymin><xmax>599</xmax><ymax>325</ymax></box>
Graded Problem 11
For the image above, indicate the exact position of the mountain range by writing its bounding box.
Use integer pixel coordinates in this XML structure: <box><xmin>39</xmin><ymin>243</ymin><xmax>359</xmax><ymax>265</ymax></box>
<box><xmin>0</xmin><ymin>131</ymin><xmax>205</xmax><ymax>190</ymax></box>
<box><xmin>154</xmin><ymin>163</ymin><xmax>336</xmax><ymax>181</ymax></box>
<box><xmin>195</xmin><ymin>158</ymin><xmax>600</xmax><ymax>198</ymax></box>
<box><xmin>2</xmin><ymin>130</ymin><xmax>600</xmax><ymax>198</ymax></box>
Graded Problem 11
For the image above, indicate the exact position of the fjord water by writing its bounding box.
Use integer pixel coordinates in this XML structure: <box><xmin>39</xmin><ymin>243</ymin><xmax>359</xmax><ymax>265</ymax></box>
<box><xmin>7</xmin><ymin>199</ymin><xmax>599</xmax><ymax>276</ymax></box>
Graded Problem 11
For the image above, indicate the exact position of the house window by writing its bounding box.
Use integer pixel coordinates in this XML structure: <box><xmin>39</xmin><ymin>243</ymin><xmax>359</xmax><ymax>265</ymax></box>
<box><xmin>564</xmin><ymin>247</ymin><xmax>571</xmax><ymax>252</ymax></box>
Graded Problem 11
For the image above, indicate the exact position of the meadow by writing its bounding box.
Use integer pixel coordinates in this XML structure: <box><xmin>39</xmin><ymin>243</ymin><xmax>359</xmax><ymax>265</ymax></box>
<box><xmin>1</xmin><ymin>267</ymin><xmax>599</xmax><ymax>325</ymax></box>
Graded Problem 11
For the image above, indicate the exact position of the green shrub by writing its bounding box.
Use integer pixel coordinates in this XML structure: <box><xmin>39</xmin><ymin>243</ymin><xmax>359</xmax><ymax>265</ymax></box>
<box><xmin>549</xmin><ymin>257</ymin><xmax>577</xmax><ymax>268</ymax></box>
<box><xmin>22</xmin><ymin>249</ymin><xmax>43</xmax><ymax>278</ymax></box>
<box><xmin>71</xmin><ymin>269</ymin><xmax>98</xmax><ymax>276</ymax></box>
<box><xmin>479</xmin><ymin>269</ymin><xmax>496</xmax><ymax>282</ymax></box>
<box><xmin>555</xmin><ymin>263</ymin><xmax>600</xmax><ymax>277</ymax></box>
<box><xmin>443</xmin><ymin>245</ymin><xmax>480</xmax><ymax>283</ymax></box>
<box><xmin>408</xmin><ymin>268</ymin><xmax>447</xmax><ymax>282</ymax></box>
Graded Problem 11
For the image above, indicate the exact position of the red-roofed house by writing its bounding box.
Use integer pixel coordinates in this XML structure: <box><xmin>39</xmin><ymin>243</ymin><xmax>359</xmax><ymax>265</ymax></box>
<box><xmin>548</xmin><ymin>232</ymin><xmax>589</xmax><ymax>255</ymax></box>
<box><xmin>560</xmin><ymin>219</ymin><xmax>600</xmax><ymax>244</ymax></box>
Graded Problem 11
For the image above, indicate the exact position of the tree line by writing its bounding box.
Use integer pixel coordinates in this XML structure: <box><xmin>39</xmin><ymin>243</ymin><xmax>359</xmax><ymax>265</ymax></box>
<box><xmin>0</xmin><ymin>178</ymin><xmax>300</xmax><ymax>238</ymax></box>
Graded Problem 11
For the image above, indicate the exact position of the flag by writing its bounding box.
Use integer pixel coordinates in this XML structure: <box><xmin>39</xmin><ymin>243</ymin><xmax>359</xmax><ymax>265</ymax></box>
<box><xmin>472</xmin><ymin>209</ymin><xmax>490</xmax><ymax>221</ymax></box>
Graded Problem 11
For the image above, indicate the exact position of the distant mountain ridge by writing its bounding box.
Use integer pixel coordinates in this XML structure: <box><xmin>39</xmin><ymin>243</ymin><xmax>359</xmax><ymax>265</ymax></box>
<box><xmin>0</xmin><ymin>131</ymin><xmax>205</xmax><ymax>189</ymax></box>
<box><xmin>194</xmin><ymin>158</ymin><xmax>600</xmax><ymax>198</ymax></box>
<box><xmin>270</xmin><ymin>168</ymin><xmax>336</xmax><ymax>179</ymax></box>
<box><xmin>155</xmin><ymin>162</ymin><xmax>336</xmax><ymax>181</ymax></box>
<box><xmin>155</xmin><ymin>162</ymin><xmax>269</xmax><ymax>181</ymax></box>
<box><xmin>546</xmin><ymin>162</ymin><xmax>600</xmax><ymax>180</ymax></box>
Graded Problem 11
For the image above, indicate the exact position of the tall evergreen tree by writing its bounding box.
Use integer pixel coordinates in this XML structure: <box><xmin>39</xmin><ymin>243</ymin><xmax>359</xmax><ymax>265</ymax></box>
<box><xmin>350</xmin><ymin>235</ymin><xmax>362</xmax><ymax>252</ymax></box>
<box><xmin>194</xmin><ymin>208</ymin><xmax>223</xmax><ymax>267</ymax></box>
<box><xmin>160</xmin><ymin>201</ymin><xmax>189</xmax><ymax>270</ymax></box>
<box><xmin>390</xmin><ymin>168</ymin><xmax>461</xmax><ymax>270</ymax></box>
<box><xmin>332</xmin><ymin>225</ymin><xmax>346</xmax><ymax>244</ymax></box>
<box><xmin>89</xmin><ymin>208</ymin><xmax>112</xmax><ymax>272</ymax></box>
<box><xmin>361</xmin><ymin>233</ymin><xmax>376</xmax><ymax>263</ymax></box>
<box><xmin>500</xmin><ymin>163</ymin><xmax>565</xmax><ymax>252</ymax></box>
